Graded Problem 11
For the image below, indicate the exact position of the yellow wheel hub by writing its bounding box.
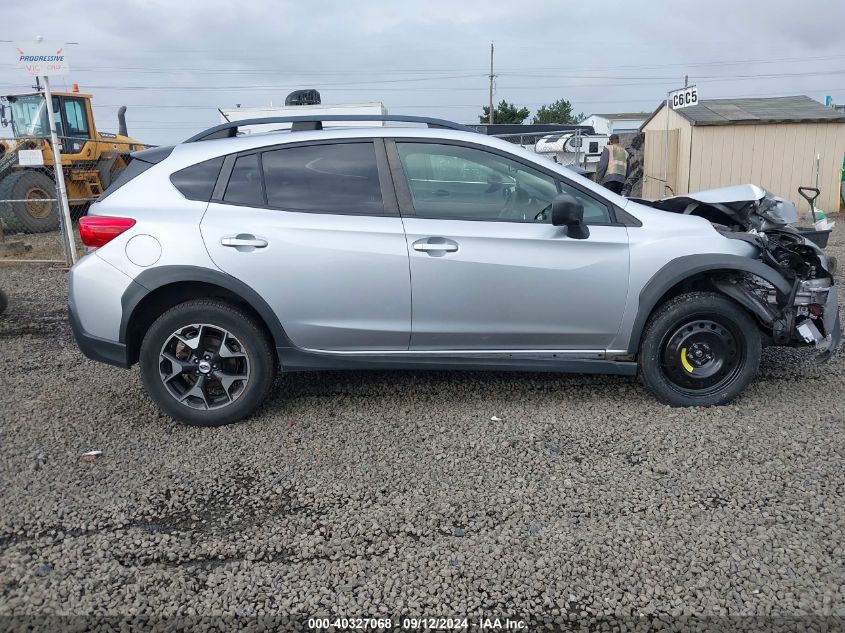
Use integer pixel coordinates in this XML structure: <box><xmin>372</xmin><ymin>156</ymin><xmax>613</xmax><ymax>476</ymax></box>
<box><xmin>680</xmin><ymin>347</ymin><xmax>694</xmax><ymax>373</ymax></box>
<box><xmin>24</xmin><ymin>186</ymin><xmax>52</xmax><ymax>219</ymax></box>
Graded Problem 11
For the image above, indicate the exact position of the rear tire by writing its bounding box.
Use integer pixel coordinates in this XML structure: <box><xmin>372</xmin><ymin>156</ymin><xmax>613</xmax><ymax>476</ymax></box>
<box><xmin>639</xmin><ymin>292</ymin><xmax>761</xmax><ymax>407</ymax></box>
<box><xmin>0</xmin><ymin>170</ymin><xmax>60</xmax><ymax>233</ymax></box>
<box><xmin>139</xmin><ymin>300</ymin><xmax>276</xmax><ymax>426</ymax></box>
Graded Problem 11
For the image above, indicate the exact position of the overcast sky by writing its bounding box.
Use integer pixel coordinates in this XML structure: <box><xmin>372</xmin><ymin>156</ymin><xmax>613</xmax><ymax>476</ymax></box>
<box><xmin>2</xmin><ymin>0</ymin><xmax>844</xmax><ymax>145</ymax></box>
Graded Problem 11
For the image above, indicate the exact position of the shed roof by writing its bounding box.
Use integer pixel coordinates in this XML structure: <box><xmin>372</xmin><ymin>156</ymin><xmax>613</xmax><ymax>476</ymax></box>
<box><xmin>641</xmin><ymin>95</ymin><xmax>845</xmax><ymax>129</ymax></box>
<box><xmin>585</xmin><ymin>112</ymin><xmax>651</xmax><ymax>120</ymax></box>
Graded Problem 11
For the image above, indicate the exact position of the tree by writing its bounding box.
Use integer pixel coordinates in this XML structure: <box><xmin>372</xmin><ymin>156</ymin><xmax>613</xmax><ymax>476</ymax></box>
<box><xmin>479</xmin><ymin>100</ymin><xmax>530</xmax><ymax>124</ymax></box>
<box><xmin>532</xmin><ymin>98</ymin><xmax>584</xmax><ymax>125</ymax></box>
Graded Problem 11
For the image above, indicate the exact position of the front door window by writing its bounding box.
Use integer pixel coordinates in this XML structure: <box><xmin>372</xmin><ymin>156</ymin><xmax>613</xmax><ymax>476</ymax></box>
<box><xmin>396</xmin><ymin>142</ymin><xmax>558</xmax><ymax>223</ymax></box>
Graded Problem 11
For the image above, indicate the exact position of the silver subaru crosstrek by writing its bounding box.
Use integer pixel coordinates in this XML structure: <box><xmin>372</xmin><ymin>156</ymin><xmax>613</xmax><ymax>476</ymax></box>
<box><xmin>68</xmin><ymin>115</ymin><xmax>840</xmax><ymax>426</ymax></box>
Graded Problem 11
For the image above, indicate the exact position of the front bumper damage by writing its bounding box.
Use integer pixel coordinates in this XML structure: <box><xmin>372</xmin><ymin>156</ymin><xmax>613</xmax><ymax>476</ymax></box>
<box><xmin>797</xmin><ymin>285</ymin><xmax>840</xmax><ymax>356</ymax></box>
<box><xmin>713</xmin><ymin>256</ymin><xmax>840</xmax><ymax>358</ymax></box>
<box><xmin>637</xmin><ymin>184</ymin><xmax>840</xmax><ymax>357</ymax></box>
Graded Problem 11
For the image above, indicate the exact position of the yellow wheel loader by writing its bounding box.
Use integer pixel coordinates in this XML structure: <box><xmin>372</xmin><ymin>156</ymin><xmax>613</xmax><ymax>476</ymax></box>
<box><xmin>0</xmin><ymin>88</ymin><xmax>145</xmax><ymax>233</ymax></box>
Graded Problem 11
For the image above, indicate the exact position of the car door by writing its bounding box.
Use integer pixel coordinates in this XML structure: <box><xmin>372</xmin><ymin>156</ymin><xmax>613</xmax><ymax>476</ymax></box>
<box><xmin>388</xmin><ymin>139</ymin><xmax>630</xmax><ymax>351</ymax></box>
<box><xmin>200</xmin><ymin>139</ymin><xmax>412</xmax><ymax>352</ymax></box>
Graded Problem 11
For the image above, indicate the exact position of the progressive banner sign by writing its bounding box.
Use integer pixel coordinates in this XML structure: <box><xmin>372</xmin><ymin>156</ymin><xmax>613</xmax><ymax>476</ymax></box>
<box><xmin>16</xmin><ymin>41</ymin><xmax>69</xmax><ymax>76</ymax></box>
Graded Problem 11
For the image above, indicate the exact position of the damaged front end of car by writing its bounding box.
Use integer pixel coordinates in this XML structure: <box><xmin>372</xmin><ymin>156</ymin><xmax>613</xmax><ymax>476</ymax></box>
<box><xmin>639</xmin><ymin>185</ymin><xmax>841</xmax><ymax>355</ymax></box>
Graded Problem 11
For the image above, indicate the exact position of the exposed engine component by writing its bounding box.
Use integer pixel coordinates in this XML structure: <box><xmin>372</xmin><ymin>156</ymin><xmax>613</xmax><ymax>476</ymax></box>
<box><xmin>761</xmin><ymin>229</ymin><xmax>828</xmax><ymax>280</ymax></box>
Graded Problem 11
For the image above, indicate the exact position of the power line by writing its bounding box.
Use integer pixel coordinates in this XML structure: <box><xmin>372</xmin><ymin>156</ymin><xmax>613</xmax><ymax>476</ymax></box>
<box><xmin>7</xmin><ymin>50</ymin><xmax>840</xmax><ymax>71</ymax></box>
<box><xmin>2</xmin><ymin>67</ymin><xmax>843</xmax><ymax>94</ymax></box>
<box><xmin>2</xmin><ymin>51</ymin><xmax>844</xmax><ymax>76</ymax></box>
<box><xmin>86</xmin><ymin>88</ymin><xmax>845</xmax><ymax>115</ymax></box>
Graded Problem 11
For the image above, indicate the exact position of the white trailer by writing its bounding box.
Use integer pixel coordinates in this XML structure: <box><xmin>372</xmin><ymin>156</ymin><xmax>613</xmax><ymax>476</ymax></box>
<box><xmin>218</xmin><ymin>102</ymin><xmax>388</xmax><ymax>135</ymax></box>
<box><xmin>533</xmin><ymin>132</ymin><xmax>610</xmax><ymax>174</ymax></box>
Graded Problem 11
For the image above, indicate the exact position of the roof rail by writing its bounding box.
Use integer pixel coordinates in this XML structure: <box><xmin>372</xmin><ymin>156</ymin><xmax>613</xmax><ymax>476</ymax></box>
<box><xmin>185</xmin><ymin>115</ymin><xmax>475</xmax><ymax>142</ymax></box>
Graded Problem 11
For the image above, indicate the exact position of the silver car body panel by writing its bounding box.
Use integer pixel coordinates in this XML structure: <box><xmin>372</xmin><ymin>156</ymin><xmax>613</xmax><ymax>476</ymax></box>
<box><xmin>608</xmin><ymin>202</ymin><xmax>758</xmax><ymax>352</ymax></box>
<box><xmin>86</xmin><ymin>148</ymin><xmax>219</xmax><ymax>281</ymax></box>
<box><xmin>68</xmin><ymin>252</ymin><xmax>137</xmax><ymax>341</ymax></box>
<box><xmin>402</xmin><ymin>218</ymin><xmax>630</xmax><ymax>350</ymax></box>
<box><xmin>68</xmin><ymin>124</ymin><xmax>839</xmax><ymax>370</ymax></box>
<box><xmin>200</xmin><ymin>204</ymin><xmax>412</xmax><ymax>351</ymax></box>
<box><xmin>641</xmin><ymin>184</ymin><xmax>800</xmax><ymax>228</ymax></box>
<box><xmin>669</xmin><ymin>184</ymin><xmax>769</xmax><ymax>205</ymax></box>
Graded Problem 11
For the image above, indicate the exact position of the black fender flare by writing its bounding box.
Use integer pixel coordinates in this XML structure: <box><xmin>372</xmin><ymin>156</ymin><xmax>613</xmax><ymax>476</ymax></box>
<box><xmin>626</xmin><ymin>254</ymin><xmax>792</xmax><ymax>354</ymax></box>
<box><xmin>120</xmin><ymin>265</ymin><xmax>294</xmax><ymax>351</ymax></box>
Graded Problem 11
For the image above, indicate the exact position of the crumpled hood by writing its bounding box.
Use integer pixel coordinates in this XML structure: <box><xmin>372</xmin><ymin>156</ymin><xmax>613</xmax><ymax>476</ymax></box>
<box><xmin>637</xmin><ymin>184</ymin><xmax>799</xmax><ymax>229</ymax></box>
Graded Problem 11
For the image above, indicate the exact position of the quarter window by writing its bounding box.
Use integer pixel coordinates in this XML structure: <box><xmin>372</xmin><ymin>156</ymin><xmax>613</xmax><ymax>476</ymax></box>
<box><xmin>261</xmin><ymin>142</ymin><xmax>383</xmax><ymax>214</ymax></box>
<box><xmin>396</xmin><ymin>142</ymin><xmax>559</xmax><ymax>223</ymax></box>
<box><xmin>170</xmin><ymin>156</ymin><xmax>224</xmax><ymax>202</ymax></box>
<box><xmin>223</xmin><ymin>153</ymin><xmax>263</xmax><ymax>206</ymax></box>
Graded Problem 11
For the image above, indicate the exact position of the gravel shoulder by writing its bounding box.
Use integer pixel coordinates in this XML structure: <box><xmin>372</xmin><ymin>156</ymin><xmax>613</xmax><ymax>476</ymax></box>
<box><xmin>0</xmin><ymin>222</ymin><xmax>843</xmax><ymax>629</ymax></box>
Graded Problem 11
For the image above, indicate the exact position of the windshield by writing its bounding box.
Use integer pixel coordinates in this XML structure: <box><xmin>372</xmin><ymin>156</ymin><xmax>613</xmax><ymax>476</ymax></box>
<box><xmin>8</xmin><ymin>95</ymin><xmax>51</xmax><ymax>137</ymax></box>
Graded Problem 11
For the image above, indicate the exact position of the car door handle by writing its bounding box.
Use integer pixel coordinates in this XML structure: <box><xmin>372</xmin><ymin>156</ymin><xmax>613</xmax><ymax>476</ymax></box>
<box><xmin>221</xmin><ymin>236</ymin><xmax>268</xmax><ymax>248</ymax></box>
<box><xmin>412</xmin><ymin>238</ymin><xmax>459</xmax><ymax>253</ymax></box>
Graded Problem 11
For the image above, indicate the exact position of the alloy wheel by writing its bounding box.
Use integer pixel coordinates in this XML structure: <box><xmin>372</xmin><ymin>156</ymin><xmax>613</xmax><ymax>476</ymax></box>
<box><xmin>158</xmin><ymin>323</ymin><xmax>250</xmax><ymax>410</ymax></box>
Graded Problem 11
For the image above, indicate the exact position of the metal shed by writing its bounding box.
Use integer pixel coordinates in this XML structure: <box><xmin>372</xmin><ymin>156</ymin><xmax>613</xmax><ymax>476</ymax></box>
<box><xmin>640</xmin><ymin>95</ymin><xmax>845</xmax><ymax>214</ymax></box>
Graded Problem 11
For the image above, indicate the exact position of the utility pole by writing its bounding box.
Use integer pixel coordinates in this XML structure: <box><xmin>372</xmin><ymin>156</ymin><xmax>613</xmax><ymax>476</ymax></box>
<box><xmin>684</xmin><ymin>74</ymin><xmax>689</xmax><ymax>88</ymax></box>
<box><xmin>488</xmin><ymin>41</ymin><xmax>495</xmax><ymax>125</ymax></box>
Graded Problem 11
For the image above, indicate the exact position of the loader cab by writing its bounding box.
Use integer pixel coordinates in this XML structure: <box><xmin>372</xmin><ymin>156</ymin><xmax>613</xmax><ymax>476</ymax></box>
<box><xmin>2</xmin><ymin>91</ymin><xmax>95</xmax><ymax>154</ymax></box>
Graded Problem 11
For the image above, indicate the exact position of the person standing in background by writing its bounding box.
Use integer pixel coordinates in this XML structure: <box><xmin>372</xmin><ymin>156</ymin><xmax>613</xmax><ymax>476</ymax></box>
<box><xmin>596</xmin><ymin>134</ymin><xmax>629</xmax><ymax>195</ymax></box>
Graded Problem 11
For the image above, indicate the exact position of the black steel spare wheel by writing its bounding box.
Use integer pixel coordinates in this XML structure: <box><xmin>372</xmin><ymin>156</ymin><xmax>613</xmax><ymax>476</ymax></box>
<box><xmin>660</xmin><ymin>318</ymin><xmax>743</xmax><ymax>396</ymax></box>
<box><xmin>639</xmin><ymin>292</ymin><xmax>761</xmax><ymax>407</ymax></box>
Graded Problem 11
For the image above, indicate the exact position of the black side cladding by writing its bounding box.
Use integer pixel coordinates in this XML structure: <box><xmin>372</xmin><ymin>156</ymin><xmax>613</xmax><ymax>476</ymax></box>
<box><xmin>626</xmin><ymin>254</ymin><xmax>794</xmax><ymax>354</ymax></box>
<box><xmin>98</xmin><ymin>145</ymin><xmax>175</xmax><ymax>202</ymax></box>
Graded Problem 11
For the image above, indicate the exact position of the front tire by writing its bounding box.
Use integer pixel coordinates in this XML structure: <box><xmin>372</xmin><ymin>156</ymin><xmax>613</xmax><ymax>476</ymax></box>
<box><xmin>139</xmin><ymin>300</ymin><xmax>276</xmax><ymax>426</ymax></box>
<box><xmin>639</xmin><ymin>292</ymin><xmax>761</xmax><ymax>407</ymax></box>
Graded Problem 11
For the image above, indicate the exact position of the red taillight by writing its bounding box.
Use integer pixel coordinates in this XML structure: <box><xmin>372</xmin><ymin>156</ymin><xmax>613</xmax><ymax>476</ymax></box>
<box><xmin>78</xmin><ymin>216</ymin><xmax>136</xmax><ymax>248</ymax></box>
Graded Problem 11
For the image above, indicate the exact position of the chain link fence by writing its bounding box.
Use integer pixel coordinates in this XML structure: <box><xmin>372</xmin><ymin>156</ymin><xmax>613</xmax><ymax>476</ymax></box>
<box><xmin>0</xmin><ymin>135</ymin><xmax>154</xmax><ymax>265</ymax></box>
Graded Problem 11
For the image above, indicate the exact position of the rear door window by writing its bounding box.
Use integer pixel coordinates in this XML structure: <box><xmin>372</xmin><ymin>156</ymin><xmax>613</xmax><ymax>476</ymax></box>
<box><xmin>261</xmin><ymin>142</ymin><xmax>383</xmax><ymax>214</ymax></box>
<box><xmin>223</xmin><ymin>153</ymin><xmax>263</xmax><ymax>206</ymax></box>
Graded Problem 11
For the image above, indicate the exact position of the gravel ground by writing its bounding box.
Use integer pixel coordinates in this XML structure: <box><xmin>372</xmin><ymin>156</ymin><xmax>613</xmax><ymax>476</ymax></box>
<box><xmin>0</xmin><ymin>222</ymin><xmax>844</xmax><ymax>632</ymax></box>
<box><xmin>0</xmin><ymin>229</ymin><xmax>82</xmax><ymax>263</ymax></box>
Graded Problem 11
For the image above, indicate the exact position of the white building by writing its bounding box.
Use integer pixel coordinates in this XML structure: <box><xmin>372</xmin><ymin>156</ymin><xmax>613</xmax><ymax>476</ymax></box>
<box><xmin>218</xmin><ymin>102</ymin><xmax>387</xmax><ymax>134</ymax></box>
<box><xmin>580</xmin><ymin>112</ymin><xmax>650</xmax><ymax>136</ymax></box>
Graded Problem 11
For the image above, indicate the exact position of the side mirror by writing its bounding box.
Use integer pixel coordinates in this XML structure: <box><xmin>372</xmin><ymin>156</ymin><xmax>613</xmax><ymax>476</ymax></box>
<box><xmin>551</xmin><ymin>193</ymin><xmax>589</xmax><ymax>239</ymax></box>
